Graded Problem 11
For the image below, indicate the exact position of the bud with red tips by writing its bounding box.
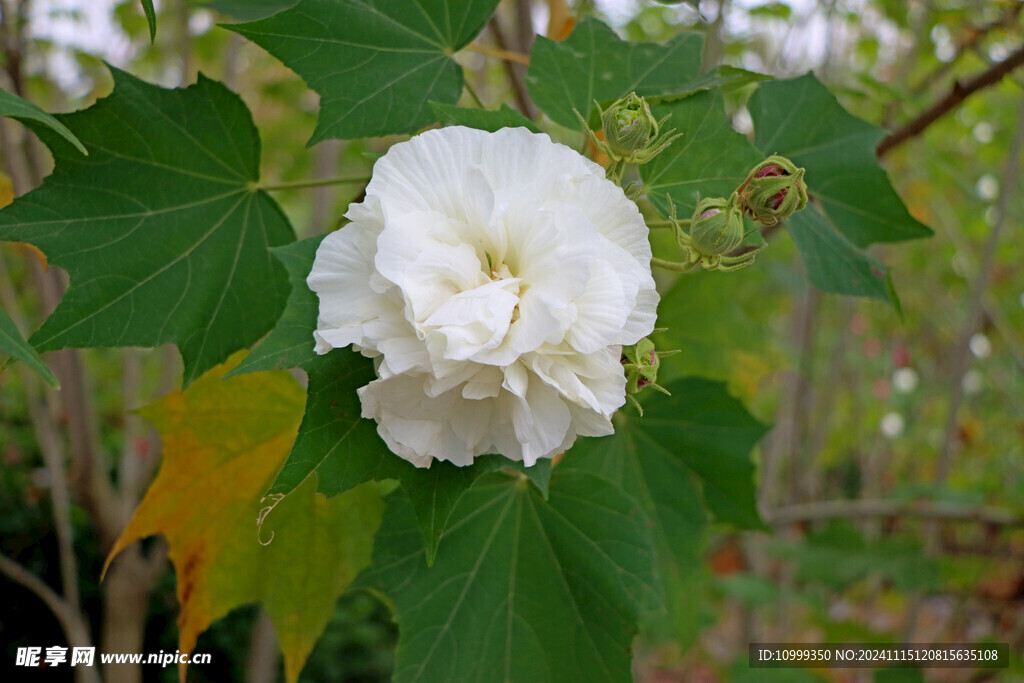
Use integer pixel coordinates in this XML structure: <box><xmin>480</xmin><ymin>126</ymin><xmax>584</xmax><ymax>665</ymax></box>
<box><xmin>738</xmin><ymin>155</ymin><xmax>808</xmax><ymax>225</ymax></box>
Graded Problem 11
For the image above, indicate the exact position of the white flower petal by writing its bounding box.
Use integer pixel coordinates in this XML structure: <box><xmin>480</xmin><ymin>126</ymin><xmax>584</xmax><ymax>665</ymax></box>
<box><xmin>423</xmin><ymin>277</ymin><xmax>521</xmax><ymax>361</ymax></box>
<box><xmin>307</xmin><ymin>225</ymin><xmax>392</xmax><ymax>352</ymax></box>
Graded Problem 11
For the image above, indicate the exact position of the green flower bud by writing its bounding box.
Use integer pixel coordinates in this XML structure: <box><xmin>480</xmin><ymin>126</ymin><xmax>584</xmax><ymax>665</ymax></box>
<box><xmin>687</xmin><ymin>196</ymin><xmax>746</xmax><ymax>257</ymax></box>
<box><xmin>739</xmin><ymin>155</ymin><xmax>808</xmax><ymax>225</ymax></box>
<box><xmin>601</xmin><ymin>92</ymin><xmax>659</xmax><ymax>159</ymax></box>
<box><xmin>621</xmin><ymin>337</ymin><xmax>672</xmax><ymax>415</ymax></box>
<box><xmin>623</xmin><ymin>337</ymin><xmax>659</xmax><ymax>392</ymax></box>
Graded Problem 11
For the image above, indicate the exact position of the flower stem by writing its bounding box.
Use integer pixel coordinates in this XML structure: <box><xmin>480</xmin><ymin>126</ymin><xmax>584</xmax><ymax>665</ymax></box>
<box><xmin>651</xmin><ymin>257</ymin><xmax>699</xmax><ymax>272</ymax></box>
<box><xmin>605</xmin><ymin>159</ymin><xmax>626</xmax><ymax>186</ymax></box>
<box><xmin>260</xmin><ymin>175</ymin><xmax>370</xmax><ymax>192</ymax></box>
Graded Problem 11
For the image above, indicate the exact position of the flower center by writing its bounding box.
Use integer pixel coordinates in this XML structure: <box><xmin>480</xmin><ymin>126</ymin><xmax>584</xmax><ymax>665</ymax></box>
<box><xmin>486</xmin><ymin>261</ymin><xmax>521</xmax><ymax>323</ymax></box>
<box><xmin>489</xmin><ymin>262</ymin><xmax>514</xmax><ymax>282</ymax></box>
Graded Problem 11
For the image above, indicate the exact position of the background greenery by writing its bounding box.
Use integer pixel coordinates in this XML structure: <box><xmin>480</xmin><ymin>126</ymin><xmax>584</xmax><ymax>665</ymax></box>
<box><xmin>0</xmin><ymin>0</ymin><xmax>1021</xmax><ymax>681</ymax></box>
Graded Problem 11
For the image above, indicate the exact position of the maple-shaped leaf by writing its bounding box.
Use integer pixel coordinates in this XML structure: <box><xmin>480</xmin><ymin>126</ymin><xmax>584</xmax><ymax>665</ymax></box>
<box><xmin>527</xmin><ymin>18</ymin><xmax>747</xmax><ymax>131</ymax></box>
<box><xmin>229</xmin><ymin>0</ymin><xmax>501</xmax><ymax>142</ymax></box>
<box><xmin>105</xmin><ymin>355</ymin><xmax>383</xmax><ymax>683</ymax></box>
<box><xmin>0</xmin><ymin>69</ymin><xmax>294</xmax><ymax>387</ymax></box>
<box><xmin>785</xmin><ymin>204</ymin><xmax>893</xmax><ymax>303</ymax></box>
<box><xmin>641</xmin><ymin>89</ymin><xmax>763</xmax><ymax>218</ymax></box>
<box><xmin>358</xmin><ymin>469</ymin><xmax>660</xmax><ymax>683</ymax></box>
<box><xmin>748</xmin><ymin>73</ymin><xmax>932</xmax><ymax>247</ymax></box>
<box><xmin>565</xmin><ymin>378</ymin><xmax>768</xmax><ymax>645</ymax></box>
<box><xmin>229</xmin><ymin>234</ymin><xmax>323</xmax><ymax>377</ymax></box>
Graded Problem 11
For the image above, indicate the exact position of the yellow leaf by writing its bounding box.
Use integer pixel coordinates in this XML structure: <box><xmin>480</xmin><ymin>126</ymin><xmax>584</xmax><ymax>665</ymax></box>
<box><xmin>0</xmin><ymin>172</ymin><xmax>13</xmax><ymax>208</ymax></box>
<box><xmin>106</xmin><ymin>354</ymin><xmax>384</xmax><ymax>682</ymax></box>
<box><xmin>546</xmin><ymin>0</ymin><xmax>573</xmax><ymax>40</ymax></box>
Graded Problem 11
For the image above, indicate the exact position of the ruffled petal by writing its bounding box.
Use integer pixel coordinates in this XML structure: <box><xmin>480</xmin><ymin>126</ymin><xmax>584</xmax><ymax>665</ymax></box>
<box><xmin>313</xmin><ymin>126</ymin><xmax>660</xmax><ymax>469</ymax></box>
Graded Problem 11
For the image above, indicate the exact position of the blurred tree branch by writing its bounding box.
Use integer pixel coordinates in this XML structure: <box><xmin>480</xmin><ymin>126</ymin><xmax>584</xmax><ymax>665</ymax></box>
<box><xmin>767</xmin><ymin>500</ymin><xmax>1023</xmax><ymax>528</ymax></box>
<box><xmin>465</xmin><ymin>41</ymin><xmax>530</xmax><ymax>65</ymax></box>
<box><xmin>910</xmin><ymin>3</ymin><xmax>1023</xmax><ymax>98</ymax></box>
<box><xmin>934</xmin><ymin>91</ymin><xmax>1024</xmax><ymax>484</ymax></box>
<box><xmin>0</xmin><ymin>553</ymin><xmax>101</xmax><ymax>683</ymax></box>
<box><xmin>877</xmin><ymin>43</ymin><xmax>1024</xmax><ymax>157</ymax></box>
<box><xmin>0</xmin><ymin>252</ymin><xmax>82</xmax><ymax>613</ymax></box>
<box><xmin>484</xmin><ymin>15</ymin><xmax>535</xmax><ymax>117</ymax></box>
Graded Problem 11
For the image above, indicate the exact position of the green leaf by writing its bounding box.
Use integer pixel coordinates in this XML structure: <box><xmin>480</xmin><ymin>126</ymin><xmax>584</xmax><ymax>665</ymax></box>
<box><xmin>565</xmin><ymin>411</ymin><xmax>706</xmax><ymax>646</ymax></box>
<box><xmin>400</xmin><ymin>455</ymin><xmax>504</xmax><ymax>565</ymax></box>
<box><xmin>612</xmin><ymin>378</ymin><xmax>767</xmax><ymax>529</ymax></box>
<box><xmin>0</xmin><ymin>69</ymin><xmax>294</xmax><ymax>388</ymax></box>
<box><xmin>359</xmin><ymin>469</ymin><xmax>659</xmax><ymax>683</ymax></box>
<box><xmin>651</xmin><ymin>267</ymin><xmax>783</xmax><ymax>386</ymax></box>
<box><xmin>641</xmin><ymin>88</ymin><xmax>763</xmax><ymax>218</ymax></box>
<box><xmin>565</xmin><ymin>378</ymin><xmax>767</xmax><ymax>643</ymax></box>
<box><xmin>0</xmin><ymin>88</ymin><xmax>86</xmax><ymax>155</ymax></box>
<box><xmin>643</xmin><ymin>66</ymin><xmax>773</xmax><ymax>107</ymax></box>
<box><xmin>567</xmin><ymin>415</ymin><xmax>706</xmax><ymax>571</ymax></box>
<box><xmin>522</xmin><ymin>458</ymin><xmax>550</xmax><ymax>497</ymax></box>
<box><xmin>786</xmin><ymin>204</ymin><xmax>893</xmax><ymax>303</ymax></box>
<box><xmin>429</xmin><ymin>102</ymin><xmax>539</xmax><ymax>133</ymax></box>
<box><xmin>647</xmin><ymin>379</ymin><xmax>768</xmax><ymax>530</ymax></box>
<box><xmin>526</xmin><ymin>17</ymin><xmax>704</xmax><ymax>130</ymax></box>
<box><xmin>269</xmin><ymin>349</ymin><xmax>505</xmax><ymax>565</ymax></box>
<box><xmin>229</xmin><ymin>234</ymin><xmax>323</xmax><ymax>377</ymax></box>
<box><xmin>497</xmin><ymin>458</ymin><xmax>553</xmax><ymax>498</ymax></box>
<box><xmin>140</xmin><ymin>0</ymin><xmax>157</xmax><ymax>41</ymax></box>
<box><xmin>747</xmin><ymin>73</ymin><xmax>932</xmax><ymax>246</ymax></box>
<box><xmin>269</xmin><ymin>350</ymin><xmax>395</xmax><ymax>497</ymax></box>
<box><xmin>0</xmin><ymin>305</ymin><xmax>58</xmax><ymax>387</ymax></box>
<box><xmin>229</xmin><ymin>0</ymin><xmax>501</xmax><ymax>142</ymax></box>
<box><xmin>200</xmin><ymin>0</ymin><xmax>297</xmax><ymax>21</ymax></box>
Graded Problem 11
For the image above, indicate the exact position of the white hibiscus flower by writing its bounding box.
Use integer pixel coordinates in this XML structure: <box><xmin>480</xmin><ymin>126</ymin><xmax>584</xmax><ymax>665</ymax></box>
<box><xmin>309</xmin><ymin>126</ymin><xmax>658</xmax><ymax>468</ymax></box>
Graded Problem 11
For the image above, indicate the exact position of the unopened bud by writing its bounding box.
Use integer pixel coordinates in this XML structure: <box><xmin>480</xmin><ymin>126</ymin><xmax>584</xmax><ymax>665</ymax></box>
<box><xmin>739</xmin><ymin>155</ymin><xmax>808</xmax><ymax>225</ymax></box>
<box><xmin>621</xmin><ymin>337</ymin><xmax>671</xmax><ymax>415</ymax></box>
<box><xmin>602</xmin><ymin>92</ymin><xmax>658</xmax><ymax>159</ymax></box>
<box><xmin>688</xmin><ymin>196</ymin><xmax>746</xmax><ymax>256</ymax></box>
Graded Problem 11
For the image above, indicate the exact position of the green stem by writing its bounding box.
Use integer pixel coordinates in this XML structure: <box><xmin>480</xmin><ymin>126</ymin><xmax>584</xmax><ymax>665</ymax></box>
<box><xmin>605</xmin><ymin>159</ymin><xmax>626</xmax><ymax>186</ymax></box>
<box><xmin>464</xmin><ymin>76</ymin><xmax>485</xmax><ymax>108</ymax></box>
<box><xmin>647</xmin><ymin>218</ymin><xmax>691</xmax><ymax>228</ymax></box>
<box><xmin>651</xmin><ymin>256</ymin><xmax>698</xmax><ymax>272</ymax></box>
<box><xmin>260</xmin><ymin>175</ymin><xmax>370</xmax><ymax>192</ymax></box>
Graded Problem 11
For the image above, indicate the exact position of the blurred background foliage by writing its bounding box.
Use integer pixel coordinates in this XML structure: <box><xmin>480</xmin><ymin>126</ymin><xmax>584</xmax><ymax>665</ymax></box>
<box><xmin>0</xmin><ymin>0</ymin><xmax>1022</xmax><ymax>681</ymax></box>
